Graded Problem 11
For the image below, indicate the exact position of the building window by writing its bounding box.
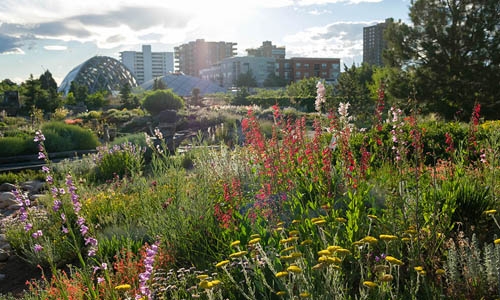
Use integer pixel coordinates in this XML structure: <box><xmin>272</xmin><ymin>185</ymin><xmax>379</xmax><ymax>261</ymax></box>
<box><xmin>304</xmin><ymin>63</ymin><xmax>309</xmax><ymax>68</ymax></box>
<box><xmin>295</xmin><ymin>71</ymin><xmax>301</xmax><ymax>77</ymax></box>
<box><xmin>284</xmin><ymin>62</ymin><xmax>290</xmax><ymax>68</ymax></box>
<box><xmin>321</xmin><ymin>63</ymin><xmax>327</xmax><ymax>69</ymax></box>
<box><xmin>322</xmin><ymin>71</ymin><xmax>327</xmax><ymax>76</ymax></box>
<box><xmin>295</xmin><ymin>62</ymin><xmax>301</xmax><ymax>68</ymax></box>
<box><xmin>304</xmin><ymin>72</ymin><xmax>309</xmax><ymax>78</ymax></box>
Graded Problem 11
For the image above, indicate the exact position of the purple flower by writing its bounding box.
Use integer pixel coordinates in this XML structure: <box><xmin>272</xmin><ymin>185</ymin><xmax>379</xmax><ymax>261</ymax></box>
<box><xmin>85</xmin><ymin>237</ymin><xmax>98</xmax><ymax>246</ymax></box>
<box><xmin>80</xmin><ymin>224</ymin><xmax>89</xmax><ymax>236</ymax></box>
<box><xmin>46</xmin><ymin>175</ymin><xmax>53</xmax><ymax>184</ymax></box>
<box><xmin>38</xmin><ymin>152</ymin><xmax>46</xmax><ymax>160</ymax></box>
<box><xmin>53</xmin><ymin>200</ymin><xmax>62</xmax><ymax>212</ymax></box>
<box><xmin>88</xmin><ymin>248</ymin><xmax>97</xmax><ymax>257</ymax></box>
<box><xmin>97</xmin><ymin>277</ymin><xmax>105</xmax><ymax>284</ymax></box>
<box><xmin>32</xmin><ymin>230</ymin><xmax>43</xmax><ymax>239</ymax></box>
<box><xmin>62</xmin><ymin>226</ymin><xmax>69</xmax><ymax>234</ymax></box>
<box><xmin>24</xmin><ymin>223</ymin><xmax>33</xmax><ymax>232</ymax></box>
<box><xmin>61</xmin><ymin>213</ymin><xmax>67</xmax><ymax>223</ymax></box>
<box><xmin>42</xmin><ymin>166</ymin><xmax>50</xmax><ymax>173</ymax></box>
<box><xmin>136</xmin><ymin>240</ymin><xmax>160</xmax><ymax>300</ymax></box>
<box><xmin>77</xmin><ymin>216</ymin><xmax>86</xmax><ymax>226</ymax></box>
<box><xmin>34</xmin><ymin>244</ymin><xmax>43</xmax><ymax>252</ymax></box>
<box><xmin>33</xmin><ymin>131</ymin><xmax>45</xmax><ymax>142</ymax></box>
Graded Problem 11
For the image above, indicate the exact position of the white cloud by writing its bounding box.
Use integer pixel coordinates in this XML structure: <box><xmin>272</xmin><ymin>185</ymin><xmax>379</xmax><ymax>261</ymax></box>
<box><xmin>284</xmin><ymin>21</ymin><xmax>378</xmax><ymax>65</ymax></box>
<box><xmin>308</xmin><ymin>9</ymin><xmax>332</xmax><ymax>15</ymax></box>
<box><xmin>0</xmin><ymin>48</ymin><xmax>24</xmax><ymax>55</ymax></box>
<box><xmin>44</xmin><ymin>45</ymin><xmax>67</xmax><ymax>51</ymax></box>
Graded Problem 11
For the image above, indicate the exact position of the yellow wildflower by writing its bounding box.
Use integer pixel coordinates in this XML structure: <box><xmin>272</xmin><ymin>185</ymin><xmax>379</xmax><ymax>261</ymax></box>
<box><xmin>414</xmin><ymin>266</ymin><xmax>424</xmax><ymax>272</ymax></box>
<box><xmin>291</xmin><ymin>252</ymin><xmax>303</xmax><ymax>258</ymax></box>
<box><xmin>276</xmin><ymin>291</ymin><xmax>287</xmax><ymax>296</ymax></box>
<box><xmin>292</xmin><ymin>219</ymin><xmax>301</xmax><ymax>224</ymax></box>
<box><xmin>282</xmin><ymin>246</ymin><xmax>296</xmax><ymax>252</ymax></box>
<box><xmin>367</xmin><ymin>214</ymin><xmax>378</xmax><ymax>220</ymax></box>
<box><xmin>276</xmin><ymin>227</ymin><xmax>284</xmax><ymax>231</ymax></box>
<box><xmin>114</xmin><ymin>284</ymin><xmax>131</xmax><ymax>291</ymax></box>
<box><xmin>210</xmin><ymin>280</ymin><xmax>222</xmax><ymax>286</ymax></box>
<box><xmin>379</xmin><ymin>274</ymin><xmax>394</xmax><ymax>282</ymax></box>
<box><xmin>229</xmin><ymin>251</ymin><xmax>248</xmax><ymax>259</ymax></box>
<box><xmin>401</xmin><ymin>237</ymin><xmax>411</xmax><ymax>242</ymax></box>
<box><xmin>276</xmin><ymin>271</ymin><xmax>289</xmax><ymax>278</ymax></box>
<box><xmin>277</xmin><ymin>221</ymin><xmax>285</xmax><ymax>226</ymax></box>
<box><xmin>250</xmin><ymin>233</ymin><xmax>260</xmax><ymax>239</ymax></box>
<box><xmin>196</xmin><ymin>274</ymin><xmax>209</xmax><ymax>280</ymax></box>
<box><xmin>248</xmin><ymin>238</ymin><xmax>261</xmax><ymax>245</ymax></box>
<box><xmin>379</xmin><ymin>234</ymin><xmax>398</xmax><ymax>241</ymax></box>
<box><xmin>318</xmin><ymin>250</ymin><xmax>331</xmax><ymax>256</ymax></box>
<box><xmin>362</xmin><ymin>236</ymin><xmax>378</xmax><ymax>244</ymax></box>
<box><xmin>300</xmin><ymin>239</ymin><xmax>313</xmax><ymax>246</ymax></box>
<box><xmin>299</xmin><ymin>291</ymin><xmax>311</xmax><ymax>298</ymax></box>
<box><xmin>280</xmin><ymin>255</ymin><xmax>293</xmax><ymax>260</ymax></box>
<box><xmin>435</xmin><ymin>269</ymin><xmax>446</xmax><ymax>275</ymax></box>
<box><xmin>336</xmin><ymin>248</ymin><xmax>351</xmax><ymax>255</ymax></box>
<box><xmin>287</xmin><ymin>265</ymin><xmax>302</xmax><ymax>273</ymax></box>
<box><xmin>336</xmin><ymin>217</ymin><xmax>347</xmax><ymax>223</ymax></box>
<box><xmin>230</xmin><ymin>240</ymin><xmax>241</xmax><ymax>247</ymax></box>
<box><xmin>494</xmin><ymin>239</ymin><xmax>500</xmax><ymax>245</ymax></box>
<box><xmin>215</xmin><ymin>260</ymin><xmax>230</xmax><ymax>268</ymax></box>
<box><xmin>313</xmin><ymin>219</ymin><xmax>327</xmax><ymax>225</ymax></box>
<box><xmin>289</xmin><ymin>230</ymin><xmax>300</xmax><ymax>236</ymax></box>
<box><xmin>312</xmin><ymin>263</ymin><xmax>324</xmax><ymax>270</ymax></box>
<box><xmin>327</xmin><ymin>245</ymin><xmax>341</xmax><ymax>253</ymax></box>
<box><xmin>385</xmin><ymin>256</ymin><xmax>404</xmax><ymax>266</ymax></box>
<box><xmin>199</xmin><ymin>280</ymin><xmax>213</xmax><ymax>289</ymax></box>
<box><xmin>484</xmin><ymin>209</ymin><xmax>497</xmax><ymax>215</ymax></box>
<box><xmin>363</xmin><ymin>281</ymin><xmax>378</xmax><ymax>288</ymax></box>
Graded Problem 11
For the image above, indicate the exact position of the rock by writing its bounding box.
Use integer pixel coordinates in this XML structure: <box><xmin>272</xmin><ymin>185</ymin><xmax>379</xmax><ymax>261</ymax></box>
<box><xmin>0</xmin><ymin>274</ymin><xmax>5</xmax><ymax>280</ymax></box>
<box><xmin>0</xmin><ymin>183</ymin><xmax>16</xmax><ymax>192</ymax></box>
<box><xmin>0</xmin><ymin>250</ymin><xmax>8</xmax><ymax>262</ymax></box>
<box><xmin>0</xmin><ymin>192</ymin><xmax>19</xmax><ymax>209</ymax></box>
<box><xmin>6</xmin><ymin>204</ymin><xmax>22</xmax><ymax>211</ymax></box>
<box><xmin>21</xmin><ymin>180</ymin><xmax>45</xmax><ymax>194</ymax></box>
<box><xmin>29</xmin><ymin>194</ymin><xmax>47</xmax><ymax>203</ymax></box>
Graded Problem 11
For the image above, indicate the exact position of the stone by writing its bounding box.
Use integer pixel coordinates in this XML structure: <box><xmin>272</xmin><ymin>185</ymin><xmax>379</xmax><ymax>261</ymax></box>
<box><xmin>0</xmin><ymin>250</ymin><xmax>8</xmax><ymax>262</ymax></box>
<box><xmin>29</xmin><ymin>194</ymin><xmax>47</xmax><ymax>203</ymax></box>
<box><xmin>0</xmin><ymin>274</ymin><xmax>5</xmax><ymax>280</ymax></box>
<box><xmin>0</xmin><ymin>192</ymin><xmax>18</xmax><ymax>209</ymax></box>
<box><xmin>0</xmin><ymin>183</ymin><xmax>16</xmax><ymax>192</ymax></box>
<box><xmin>21</xmin><ymin>180</ymin><xmax>45</xmax><ymax>194</ymax></box>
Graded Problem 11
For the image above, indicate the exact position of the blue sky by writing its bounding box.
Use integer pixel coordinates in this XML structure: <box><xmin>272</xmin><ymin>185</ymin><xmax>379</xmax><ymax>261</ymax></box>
<box><xmin>0</xmin><ymin>0</ymin><xmax>411</xmax><ymax>85</ymax></box>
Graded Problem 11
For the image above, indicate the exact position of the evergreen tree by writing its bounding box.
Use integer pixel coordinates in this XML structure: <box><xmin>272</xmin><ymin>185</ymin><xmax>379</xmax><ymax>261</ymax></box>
<box><xmin>385</xmin><ymin>0</ymin><xmax>500</xmax><ymax>119</ymax></box>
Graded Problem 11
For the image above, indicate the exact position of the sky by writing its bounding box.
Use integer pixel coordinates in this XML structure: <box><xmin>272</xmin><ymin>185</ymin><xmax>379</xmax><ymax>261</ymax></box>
<box><xmin>0</xmin><ymin>0</ymin><xmax>411</xmax><ymax>85</ymax></box>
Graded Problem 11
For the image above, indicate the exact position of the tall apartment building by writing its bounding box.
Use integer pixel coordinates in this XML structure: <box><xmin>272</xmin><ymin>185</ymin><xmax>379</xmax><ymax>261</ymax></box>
<box><xmin>120</xmin><ymin>45</ymin><xmax>174</xmax><ymax>84</ymax></box>
<box><xmin>363</xmin><ymin>19</ymin><xmax>391</xmax><ymax>66</ymax></box>
<box><xmin>275</xmin><ymin>57</ymin><xmax>341</xmax><ymax>84</ymax></box>
<box><xmin>246</xmin><ymin>41</ymin><xmax>285</xmax><ymax>59</ymax></box>
<box><xmin>174</xmin><ymin>39</ymin><xmax>237</xmax><ymax>77</ymax></box>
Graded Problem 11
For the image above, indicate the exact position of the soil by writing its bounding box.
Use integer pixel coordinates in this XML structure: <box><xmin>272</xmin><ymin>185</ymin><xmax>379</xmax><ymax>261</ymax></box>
<box><xmin>0</xmin><ymin>256</ymin><xmax>44</xmax><ymax>298</ymax></box>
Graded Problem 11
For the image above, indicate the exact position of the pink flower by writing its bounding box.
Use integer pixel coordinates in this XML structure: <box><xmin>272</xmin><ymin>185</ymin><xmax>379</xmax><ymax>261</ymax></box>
<box><xmin>34</xmin><ymin>244</ymin><xmax>43</xmax><ymax>252</ymax></box>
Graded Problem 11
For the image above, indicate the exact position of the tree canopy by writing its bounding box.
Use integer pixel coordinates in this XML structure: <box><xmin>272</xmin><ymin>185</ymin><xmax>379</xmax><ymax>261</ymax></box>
<box><xmin>384</xmin><ymin>0</ymin><xmax>500</xmax><ymax>119</ymax></box>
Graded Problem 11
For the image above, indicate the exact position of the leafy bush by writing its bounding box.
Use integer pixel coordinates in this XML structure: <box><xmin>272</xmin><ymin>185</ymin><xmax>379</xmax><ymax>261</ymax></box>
<box><xmin>91</xmin><ymin>143</ymin><xmax>144</xmax><ymax>182</ymax></box>
<box><xmin>41</xmin><ymin>122</ymin><xmax>99</xmax><ymax>152</ymax></box>
<box><xmin>0</xmin><ymin>136</ymin><xmax>35</xmax><ymax>156</ymax></box>
<box><xmin>142</xmin><ymin>90</ymin><xmax>184</xmax><ymax>116</ymax></box>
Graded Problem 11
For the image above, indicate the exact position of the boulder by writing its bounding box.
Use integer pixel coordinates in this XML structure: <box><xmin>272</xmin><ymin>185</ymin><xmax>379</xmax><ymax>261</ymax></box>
<box><xmin>0</xmin><ymin>192</ymin><xmax>18</xmax><ymax>209</ymax></box>
<box><xmin>0</xmin><ymin>183</ymin><xmax>16</xmax><ymax>192</ymax></box>
<box><xmin>21</xmin><ymin>180</ymin><xmax>45</xmax><ymax>194</ymax></box>
<box><xmin>0</xmin><ymin>250</ymin><xmax>8</xmax><ymax>262</ymax></box>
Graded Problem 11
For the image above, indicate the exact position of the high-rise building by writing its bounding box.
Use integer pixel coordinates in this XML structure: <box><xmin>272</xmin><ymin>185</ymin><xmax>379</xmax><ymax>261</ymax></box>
<box><xmin>120</xmin><ymin>45</ymin><xmax>174</xmax><ymax>84</ymax></box>
<box><xmin>174</xmin><ymin>39</ymin><xmax>237</xmax><ymax>77</ymax></box>
<box><xmin>363</xmin><ymin>19</ymin><xmax>391</xmax><ymax>66</ymax></box>
<box><xmin>246</xmin><ymin>41</ymin><xmax>285</xmax><ymax>59</ymax></box>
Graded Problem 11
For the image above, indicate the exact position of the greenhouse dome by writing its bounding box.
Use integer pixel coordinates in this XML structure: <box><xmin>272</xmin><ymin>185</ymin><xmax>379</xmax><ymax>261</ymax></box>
<box><xmin>141</xmin><ymin>73</ymin><xmax>225</xmax><ymax>97</ymax></box>
<box><xmin>58</xmin><ymin>56</ymin><xmax>138</xmax><ymax>95</ymax></box>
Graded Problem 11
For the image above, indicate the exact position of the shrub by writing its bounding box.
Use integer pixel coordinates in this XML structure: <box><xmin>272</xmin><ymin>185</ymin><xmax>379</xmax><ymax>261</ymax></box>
<box><xmin>91</xmin><ymin>143</ymin><xmax>144</xmax><ymax>182</ymax></box>
<box><xmin>142</xmin><ymin>90</ymin><xmax>184</xmax><ymax>116</ymax></box>
<box><xmin>41</xmin><ymin>122</ymin><xmax>99</xmax><ymax>152</ymax></box>
<box><xmin>0</xmin><ymin>136</ymin><xmax>34</xmax><ymax>156</ymax></box>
